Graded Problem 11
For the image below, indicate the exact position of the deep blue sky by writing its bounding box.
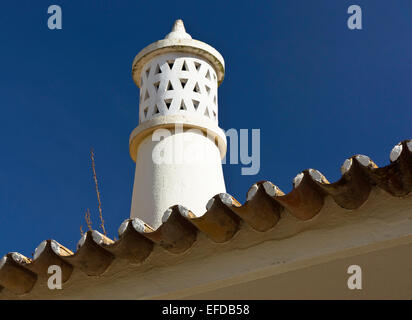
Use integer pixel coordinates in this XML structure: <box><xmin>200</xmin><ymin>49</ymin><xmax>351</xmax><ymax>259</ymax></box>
<box><xmin>0</xmin><ymin>1</ymin><xmax>410</xmax><ymax>257</ymax></box>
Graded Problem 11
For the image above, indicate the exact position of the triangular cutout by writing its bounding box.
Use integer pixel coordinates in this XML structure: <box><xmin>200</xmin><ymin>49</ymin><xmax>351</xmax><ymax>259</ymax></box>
<box><xmin>213</xmin><ymin>110</ymin><xmax>217</xmax><ymax>120</ymax></box>
<box><xmin>205</xmin><ymin>70</ymin><xmax>211</xmax><ymax>80</ymax></box>
<box><xmin>153</xmin><ymin>81</ymin><xmax>160</xmax><ymax>93</ymax></box>
<box><xmin>204</xmin><ymin>107</ymin><xmax>210</xmax><ymax>118</ymax></box>
<box><xmin>180</xmin><ymin>78</ymin><xmax>188</xmax><ymax>89</ymax></box>
<box><xmin>167</xmin><ymin>81</ymin><xmax>174</xmax><ymax>91</ymax></box>
<box><xmin>167</xmin><ymin>60</ymin><xmax>174</xmax><ymax>70</ymax></box>
<box><xmin>155</xmin><ymin>64</ymin><xmax>161</xmax><ymax>74</ymax></box>
<box><xmin>205</xmin><ymin>85</ymin><xmax>211</xmax><ymax>95</ymax></box>
<box><xmin>153</xmin><ymin>104</ymin><xmax>160</xmax><ymax>115</ymax></box>
<box><xmin>194</xmin><ymin>61</ymin><xmax>201</xmax><ymax>71</ymax></box>
<box><xmin>143</xmin><ymin>106</ymin><xmax>149</xmax><ymax>118</ymax></box>
<box><xmin>213</xmin><ymin>95</ymin><xmax>217</xmax><ymax>105</ymax></box>
<box><xmin>164</xmin><ymin>99</ymin><xmax>172</xmax><ymax>109</ymax></box>
<box><xmin>180</xmin><ymin>100</ymin><xmax>187</xmax><ymax>111</ymax></box>
<box><xmin>145</xmin><ymin>67</ymin><xmax>151</xmax><ymax>78</ymax></box>
<box><xmin>192</xmin><ymin>99</ymin><xmax>200</xmax><ymax>110</ymax></box>
<box><xmin>181</xmin><ymin>61</ymin><xmax>188</xmax><ymax>71</ymax></box>
<box><xmin>144</xmin><ymin>90</ymin><xmax>150</xmax><ymax>101</ymax></box>
<box><xmin>193</xmin><ymin>82</ymin><xmax>201</xmax><ymax>93</ymax></box>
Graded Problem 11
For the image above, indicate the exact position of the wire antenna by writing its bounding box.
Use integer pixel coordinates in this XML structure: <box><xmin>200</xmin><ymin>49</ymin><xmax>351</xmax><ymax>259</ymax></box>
<box><xmin>90</xmin><ymin>148</ymin><xmax>107</xmax><ymax>236</ymax></box>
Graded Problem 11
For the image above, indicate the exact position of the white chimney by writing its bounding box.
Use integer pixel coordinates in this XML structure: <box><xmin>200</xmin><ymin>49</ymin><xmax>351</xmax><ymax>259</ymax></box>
<box><xmin>129</xmin><ymin>19</ymin><xmax>227</xmax><ymax>228</ymax></box>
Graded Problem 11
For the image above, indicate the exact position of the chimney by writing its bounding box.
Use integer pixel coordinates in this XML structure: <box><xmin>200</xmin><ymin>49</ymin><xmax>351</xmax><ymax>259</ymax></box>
<box><xmin>129</xmin><ymin>19</ymin><xmax>227</xmax><ymax>228</ymax></box>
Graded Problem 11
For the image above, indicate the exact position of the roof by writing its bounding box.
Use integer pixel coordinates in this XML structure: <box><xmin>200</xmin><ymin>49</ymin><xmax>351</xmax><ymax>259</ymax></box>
<box><xmin>0</xmin><ymin>139</ymin><xmax>411</xmax><ymax>297</ymax></box>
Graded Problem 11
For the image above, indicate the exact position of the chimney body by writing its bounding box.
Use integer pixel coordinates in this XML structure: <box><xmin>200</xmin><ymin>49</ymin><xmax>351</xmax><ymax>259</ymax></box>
<box><xmin>129</xmin><ymin>20</ymin><xmax>227</xmax><ymax>228</ymax></box>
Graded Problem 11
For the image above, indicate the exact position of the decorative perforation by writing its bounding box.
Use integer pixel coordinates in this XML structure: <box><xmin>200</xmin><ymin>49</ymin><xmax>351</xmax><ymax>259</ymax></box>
<box><xmin>139</xmin><ymin>53</ymin><xmax>218</xmax><ymax>123</ymax></box>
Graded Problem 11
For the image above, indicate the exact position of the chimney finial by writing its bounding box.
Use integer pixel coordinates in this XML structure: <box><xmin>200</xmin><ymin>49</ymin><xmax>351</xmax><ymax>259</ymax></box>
<box><xmin>165</xmin><ymin>19</ymin><xmax>192</xmax><ymax>40</ymax></box>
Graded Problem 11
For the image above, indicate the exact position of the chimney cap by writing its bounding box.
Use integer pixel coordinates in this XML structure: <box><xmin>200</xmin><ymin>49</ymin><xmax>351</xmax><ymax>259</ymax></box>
<box><xmin>132</xmin><ymin>19</ymin><xmax>225</xmax><ymax>88</ymax></box>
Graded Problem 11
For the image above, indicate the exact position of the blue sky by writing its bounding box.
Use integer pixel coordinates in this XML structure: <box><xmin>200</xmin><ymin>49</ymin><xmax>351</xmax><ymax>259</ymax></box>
<box><xmin>0</xmin><ymin>0</ymin><xmax>411</xmax><ymax>257</ymax></box>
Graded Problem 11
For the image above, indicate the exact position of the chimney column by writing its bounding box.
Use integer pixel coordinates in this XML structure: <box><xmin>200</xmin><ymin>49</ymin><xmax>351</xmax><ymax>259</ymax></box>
<box><xmin>129</xmin><ymin>20</ymin><xmax>227</xmax><ymax>228</ymax></box>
